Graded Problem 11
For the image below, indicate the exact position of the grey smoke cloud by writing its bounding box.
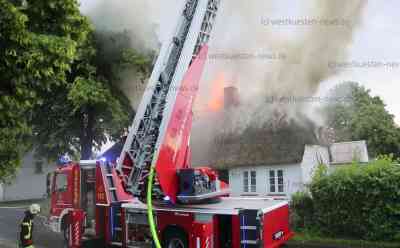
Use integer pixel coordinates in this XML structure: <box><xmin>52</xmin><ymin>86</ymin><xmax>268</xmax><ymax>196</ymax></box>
<box><xmin>196</xmin><ymin>0</ymin><xmax>367</xmax><ymax>129</ymax></box>
<box><xmin>80</xmin><ymin>0</ymin><xmax>368</xmax><ymax>164</ymax></box>
<box><xmin>81</xmin><ymin>0</ymin><xmax>181</xmax><ymax>108</ymax></box>
<box><xmin>81</xmin><ymin>0</ymin><xmax>366</xmax><ymax>121</ymax></box>
<box><xmin>191</xmin><ymin>0</ymin><xmax>367</xmax><ymax>165</ymax></box>
<box><xmin>83</xmin><ymin>0</ymin><xmax>182</xmax><ymax>51</ymax></box>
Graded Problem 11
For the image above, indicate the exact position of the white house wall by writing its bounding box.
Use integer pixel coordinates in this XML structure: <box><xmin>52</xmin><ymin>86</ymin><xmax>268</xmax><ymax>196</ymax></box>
<box><xmin>0</xmin><ymin>184</ymin><xmax>3</xmax><ymax>201</ymax></box>
<box><xmin>229</xmin><ymin>163</ymin><xmax>303</xmax><ymax>199</ymax></box>
<box><xmin>300</xmin><ymin>145</ymin><xmax>330</xmax><ymax>185</ymax></box>
<box><xmin>330</xmin><ymin>141</ymin><xmax>369</xmax><ymax>164</ymax></box>
<box><xmin>1</xmin><ymin>152</ymin><xmax>54</xmax><ymax>202</ymax></box>
<box><xmin>227</xmin><ymin>142</ymin><xmax>368</xmax><ymax>199</ymax></box>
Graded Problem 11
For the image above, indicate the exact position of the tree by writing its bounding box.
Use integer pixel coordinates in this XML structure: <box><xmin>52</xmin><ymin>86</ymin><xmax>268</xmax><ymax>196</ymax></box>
<box><xmin>325</xmin><ymin>82</ymin><xmax>400</xmax><ymax>158</ymax></box>
<box><xmin>30</xmin><ymin>29</ymin><xmax>152</xmax><ymax>160</ymax></box>
<box><xmin>0</xmin><ymin>0</ymin><xmax>77</xmax><ymax>182</ymax></box>
<box><xmin>22</xmin><ymin>0</ymin><xmax>152</xmax><ymax>161</ymax></box>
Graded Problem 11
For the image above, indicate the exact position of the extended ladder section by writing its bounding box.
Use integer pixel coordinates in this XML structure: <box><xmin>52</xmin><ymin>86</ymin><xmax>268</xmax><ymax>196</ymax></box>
<box><xmin>117</xmin><ymin>0</ymin><xmax>221</xmax><ymax>197</ymax></box>
<box><xmin>104</xmin><ymin>165</ymin><xmax>119</xmax><ymax>203</ymax></box>
<box><xmin>97</xmin><ymin>164</ymin><xmax>132</xmax><ymax>245</ymax></box>
<box><xmin>94</xmin><ymin>164</ymin><xmax>123</xmax><ymax>245</ymax></box>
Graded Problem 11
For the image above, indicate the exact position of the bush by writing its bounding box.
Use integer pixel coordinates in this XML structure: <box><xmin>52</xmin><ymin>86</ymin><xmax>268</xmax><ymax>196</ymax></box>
<box><xmin>306</xmin><ymin>158</ymin><xmax>400</xmax><ymax>241</ymax></box>
<box><xmin>290</xmin><ymin>191</ymin><xmax>314</xmax><ymax>231</ymax></box>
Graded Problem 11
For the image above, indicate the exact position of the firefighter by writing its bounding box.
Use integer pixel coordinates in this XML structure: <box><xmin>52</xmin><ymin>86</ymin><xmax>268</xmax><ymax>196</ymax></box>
<box><xmin>19</xmin><ymin>204</ymin><xmax>41</xmax><ymax>248</ymax></box>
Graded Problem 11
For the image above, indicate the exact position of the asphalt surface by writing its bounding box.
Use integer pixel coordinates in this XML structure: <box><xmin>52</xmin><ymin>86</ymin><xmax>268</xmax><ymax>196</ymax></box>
<box><xmin>0</xmin><ymin>206</ymin><xmax>64</xmax><ymax>248</ymax></box>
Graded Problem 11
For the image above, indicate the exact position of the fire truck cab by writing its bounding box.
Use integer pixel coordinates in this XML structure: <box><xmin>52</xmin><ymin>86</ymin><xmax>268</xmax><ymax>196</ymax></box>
<box><xmin>48</xmin><ymin>161</ymin><xmax>97</xmax><ymax>239</ymax></box>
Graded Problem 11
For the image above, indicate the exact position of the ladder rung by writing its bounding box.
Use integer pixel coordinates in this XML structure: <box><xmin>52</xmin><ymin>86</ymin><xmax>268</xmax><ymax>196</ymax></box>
<box><xmin>200</xmin><ymin>31</ymin><xmax>211</xmax><ymax>36</ymax></box>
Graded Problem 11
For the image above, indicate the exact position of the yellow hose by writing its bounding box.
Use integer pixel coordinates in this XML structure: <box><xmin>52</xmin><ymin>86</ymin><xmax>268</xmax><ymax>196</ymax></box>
<box><xmin>147</xmin><ymin>165</ymin><xmax>162</xmax><ymax>248</ymax></box>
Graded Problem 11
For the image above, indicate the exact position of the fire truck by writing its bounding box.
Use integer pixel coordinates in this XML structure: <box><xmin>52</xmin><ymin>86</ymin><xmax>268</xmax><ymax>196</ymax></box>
<box><xmin>48</xmin><ymin>0</ymin><xmax>294</xmax><ymax>247</ymax></box>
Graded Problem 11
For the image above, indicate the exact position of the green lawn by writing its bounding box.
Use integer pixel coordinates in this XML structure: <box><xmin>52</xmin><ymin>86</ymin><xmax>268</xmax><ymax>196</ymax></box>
<box><xmin>287</xmin><ymin>232</ymin><xmax>400</xmax><ymax>248</ymax></box>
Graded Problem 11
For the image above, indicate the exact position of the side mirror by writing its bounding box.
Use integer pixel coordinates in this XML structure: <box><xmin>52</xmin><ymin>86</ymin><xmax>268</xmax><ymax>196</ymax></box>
<box><xmin>46</xmin><ymin>172</ymin><xmax>53</xmax><ymax>196</ymax></box>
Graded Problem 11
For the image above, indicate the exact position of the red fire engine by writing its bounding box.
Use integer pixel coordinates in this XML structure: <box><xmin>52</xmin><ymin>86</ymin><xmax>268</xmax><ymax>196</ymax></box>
<box><xmin>48</xmin><ymin>0</ymin><xmax>294</xmax><ymax>247</ymax></box>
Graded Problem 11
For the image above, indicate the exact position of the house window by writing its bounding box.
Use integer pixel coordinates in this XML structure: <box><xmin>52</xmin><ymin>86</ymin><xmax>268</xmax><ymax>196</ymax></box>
<box><xmin>34</xmin><ymin>161</ymin><xmax>43</xmax><ymax>174</ymax></box>
<box><xmin>250</xmin><ymin>171</ymin><xmax>256</xmax><ymax>192</ymax></box>
<box><xmin>268</xmin><ymin>169</ymin><xmax>285</xmax><ymax>193</ymax></box>
<box><xmin>243</xmin><ymin>170</ymin><xmax>257</xmax><ymax>193</ymax></box>
<box><xmin>243</xmin><ymin>171</ymin><xmax>248</xmax><ymax>192</ymax></box>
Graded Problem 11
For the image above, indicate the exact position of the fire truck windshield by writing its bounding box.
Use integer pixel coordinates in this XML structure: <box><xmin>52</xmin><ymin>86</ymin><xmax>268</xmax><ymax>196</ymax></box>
<box><xmin>55</xmin><ymin>173</ymin><xmax>68</xmax><ymax>192</ymax></box>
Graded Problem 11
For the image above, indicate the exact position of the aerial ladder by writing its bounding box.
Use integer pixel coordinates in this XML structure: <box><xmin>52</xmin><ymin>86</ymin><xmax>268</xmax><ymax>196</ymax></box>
<box><xmin>116</xmin><ymin>0</ymin><xmax>224</xmax><ymax>202</ymax></box>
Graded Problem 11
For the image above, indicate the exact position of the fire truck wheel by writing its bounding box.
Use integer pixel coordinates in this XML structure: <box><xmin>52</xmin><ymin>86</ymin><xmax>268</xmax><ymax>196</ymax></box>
<box><xmin>163</xmin><ymin>228</ymin><xmax>188</xmax><ymax>248</ymax></box>
<box><xmin>63</xmin><ymin>224</ymin><xmax>70</xmax><ymax>242</ymax></box>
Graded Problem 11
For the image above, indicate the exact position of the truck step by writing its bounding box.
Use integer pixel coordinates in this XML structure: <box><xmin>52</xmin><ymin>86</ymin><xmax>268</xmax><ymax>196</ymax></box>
<box><xmin>111</xmin><ymin>242</ymin><xmax>123</xmax><ymax>247</ymax></box>
<box><xmin>126</xmin><ymin>241</ymin><xmax>152</xmax><ymax>248</ymax></box>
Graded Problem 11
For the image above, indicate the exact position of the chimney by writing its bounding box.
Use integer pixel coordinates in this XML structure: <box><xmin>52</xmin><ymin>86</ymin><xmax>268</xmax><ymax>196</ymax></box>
<box><xmin>224</xmin><ymin>86</ymin><xmax>240</xmax><ymax>109</ymax></box>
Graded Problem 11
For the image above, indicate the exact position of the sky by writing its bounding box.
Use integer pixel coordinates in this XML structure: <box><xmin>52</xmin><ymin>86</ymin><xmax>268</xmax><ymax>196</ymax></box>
<box><xmin>318</xmin><ymin>0</ymin><xmax>400</xmax><ymax>125</ymax></box>
<box><xmin>79</xmin><ymin>0</ymin><xmax>400</xmax><ymax>126</ymax></box>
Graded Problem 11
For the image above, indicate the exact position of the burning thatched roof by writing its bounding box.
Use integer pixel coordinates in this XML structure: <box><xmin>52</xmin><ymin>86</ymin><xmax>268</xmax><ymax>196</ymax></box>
<box><xmin>211</xmin><ymin>117</ymin><xmax>322</xmax><ymax>169</ymax></box>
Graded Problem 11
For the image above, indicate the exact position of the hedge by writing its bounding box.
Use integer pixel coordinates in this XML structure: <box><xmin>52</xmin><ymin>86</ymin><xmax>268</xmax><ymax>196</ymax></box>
<box><xmin>291</xmin><ymin>157</ymin><xmax>400</xmax><ymax>241</ymax></box>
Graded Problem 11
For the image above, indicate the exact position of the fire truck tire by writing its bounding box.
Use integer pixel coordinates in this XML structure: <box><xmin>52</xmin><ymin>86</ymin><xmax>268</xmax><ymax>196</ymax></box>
<box><xmin>162</xmin><ymin>227</ymin><xmax>188</xmax><ymax>248</ymax></box>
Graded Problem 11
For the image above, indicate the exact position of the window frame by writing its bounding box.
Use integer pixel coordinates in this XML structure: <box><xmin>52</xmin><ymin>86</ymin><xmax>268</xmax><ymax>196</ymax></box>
<box><xmin>243</xmin><ymin>170</ymin><xmax>257</xmax><ymax>193</ymax></box>
<box><xmin>267</xmin><ymin>169</ymin><xmax>285</xmax><ymax>194</ymax></box>
<box><xmin>243</xmin><ymin>171</ymin><xmax>249</xmax><ymax>192</ymax></box>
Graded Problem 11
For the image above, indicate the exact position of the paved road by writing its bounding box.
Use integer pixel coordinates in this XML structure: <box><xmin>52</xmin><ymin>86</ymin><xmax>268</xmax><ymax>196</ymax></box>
<box><xmin>0</xmin><ymin>206</ymin><xmax>64</xmax><ymax>248</ymax></box>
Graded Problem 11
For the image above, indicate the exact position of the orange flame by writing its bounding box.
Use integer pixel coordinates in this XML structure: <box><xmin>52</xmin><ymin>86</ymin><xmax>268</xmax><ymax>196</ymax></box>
<box><xmin>207</xmin><ymin>73</ymin><xmax>225</xmax><ymax>112</ymax></box>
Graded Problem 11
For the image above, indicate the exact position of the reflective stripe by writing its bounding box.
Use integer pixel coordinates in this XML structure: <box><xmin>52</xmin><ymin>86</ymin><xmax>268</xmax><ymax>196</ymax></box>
<box><xmin>241</xmin><ymin>240</ymin><xmax>258</xmax><ymax>245</ymax></box>
<box><xmin>23</xmin><ymin>220</ymin><xmax>32</xmax><ymax>240</ymax></box>
<box><xmin>240</xmin><ymin>226</ymin><xmax>257</xmax><ymax>230</ymax></box>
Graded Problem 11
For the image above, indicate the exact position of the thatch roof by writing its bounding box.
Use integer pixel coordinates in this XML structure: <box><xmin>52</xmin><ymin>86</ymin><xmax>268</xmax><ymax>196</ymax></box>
<box><xmin>211</xmin><ymin>119</ymin><xmax>320</xmax><ymax>169</ymax></box>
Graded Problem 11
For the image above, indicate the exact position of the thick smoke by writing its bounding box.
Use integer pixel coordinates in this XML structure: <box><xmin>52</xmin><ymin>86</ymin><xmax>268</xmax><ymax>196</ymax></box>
<box><xmin>83</xmin><ymin>0</ymin><xmax>179</xmax><ymax>51</ymax></box>
<box><xmin>191</xmin><ymin>0</ymin><xmax>367</xmax><ymax>165</ymax></box>
<box><xmin>82</xmin><ymin>0</ymin><xmax>366</xmax><ymax>120</ymax></box>
<box><xmin>196</xmin><ymin>0</ymin><xmax>367</xmax><ymax>128</ymax></box>
<box><xmin>81</xmin><ymin>0</ymin><xmax>367</xmax><ymax>165</ymax></box>
<box><xmin>82</xmin><ymin>0</ymin><xmax>180</xmax><ymax>107</ymax></box>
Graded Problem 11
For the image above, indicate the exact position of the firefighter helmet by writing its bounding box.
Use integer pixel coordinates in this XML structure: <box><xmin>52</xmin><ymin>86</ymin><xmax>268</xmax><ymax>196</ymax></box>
<box><xmin>29</xmin><ymin>204</ymin><xmax>41</xmax><ymax>215</ymax></box>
